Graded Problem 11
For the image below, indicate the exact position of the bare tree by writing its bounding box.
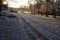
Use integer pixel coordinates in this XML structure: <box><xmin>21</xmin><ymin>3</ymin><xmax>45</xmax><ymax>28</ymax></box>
<box><xmin>0</xmin><ymin>0</ymin><xmax>2</xmax><ymax>16</ymax></box>
<box><xmin>35</xmin><ymin>0</ymin><xmax>41</xmax><ymax>15</ymax></box>
<box><xmin>0</xmin><ymin>0</ymin><xmax>2</xmax><ymax>11</ymax></box>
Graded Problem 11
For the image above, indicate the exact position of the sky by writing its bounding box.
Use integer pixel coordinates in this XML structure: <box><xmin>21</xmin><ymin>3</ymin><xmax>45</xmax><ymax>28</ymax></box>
<box><xmin>6</xmin><ymin>0</ymin><xmax>57</xmax><ymax>8</ymax></box>
<box><xmin>6</xmin><ymin>0</ymin><xmax>29</xmax><ymax>8</ymax></box>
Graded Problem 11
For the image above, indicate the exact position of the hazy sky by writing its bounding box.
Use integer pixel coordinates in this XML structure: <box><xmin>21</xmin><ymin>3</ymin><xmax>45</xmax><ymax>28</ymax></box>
<box><xmin>6</xmin><ymin>0</ymin><xmax>29</xmax><ymax>8</ymax></box>
<box><xmin>6</xmin><ymin>0</ymin><xmax>46</xmax><ymax>8</ymax></box>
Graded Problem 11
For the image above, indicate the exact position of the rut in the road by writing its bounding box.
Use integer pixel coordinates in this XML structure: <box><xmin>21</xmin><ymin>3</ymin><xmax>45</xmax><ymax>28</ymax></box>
<box><xmin>21</xmin><ymin>17</ymin><xmax>48</xmax><ymax>40</ymax></box>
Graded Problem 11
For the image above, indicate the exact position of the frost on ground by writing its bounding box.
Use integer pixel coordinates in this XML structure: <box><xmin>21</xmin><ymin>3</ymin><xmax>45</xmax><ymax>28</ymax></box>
<box><xmin>19</xmin><ymin>13</ymin><xmax>60</xmax><ymax>40</ymax></box>
<box><xmin>0</xmin><ymin>16</ymin><xmax>30</xmax><ymax>40</ymax></box>
<box><xmin>0</xmin><ymin>15</ymin><xmax>47</xmax><ymax>40</ymax></box>
<box><xmin>0</xmin><ymin>11</ymin><xmax>60</xmax><ymax>40</ymax></box>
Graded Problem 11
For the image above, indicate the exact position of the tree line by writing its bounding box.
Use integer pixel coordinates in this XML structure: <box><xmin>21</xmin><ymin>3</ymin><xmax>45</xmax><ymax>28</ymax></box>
<box><xmin>29</xmin><ymin>0</ymin><xmax>60</xmax><ymax>18</ymax></box>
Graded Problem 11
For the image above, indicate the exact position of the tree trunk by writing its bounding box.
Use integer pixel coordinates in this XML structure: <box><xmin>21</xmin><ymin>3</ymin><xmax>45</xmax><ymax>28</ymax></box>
<box><xmin>0</xmin><ymin>0</ymin><xmax>2</xmax><ymax>16</ymax></box>
<box><xmin>53</xmin><ymin>10</ymin><xmax>56</xmax><ymax>18</ymax></box>
<box><xmin>0</xmin><ymin>0</ymin><xmax>2</xmax><ymax>11</ymax></box>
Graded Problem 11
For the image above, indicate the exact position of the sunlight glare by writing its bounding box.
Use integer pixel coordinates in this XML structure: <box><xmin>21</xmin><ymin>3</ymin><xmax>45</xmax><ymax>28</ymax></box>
<box><xmin>3</xmin><ymin>1</ymin><xmax>7</xmax><ymax>5</ymax></box>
